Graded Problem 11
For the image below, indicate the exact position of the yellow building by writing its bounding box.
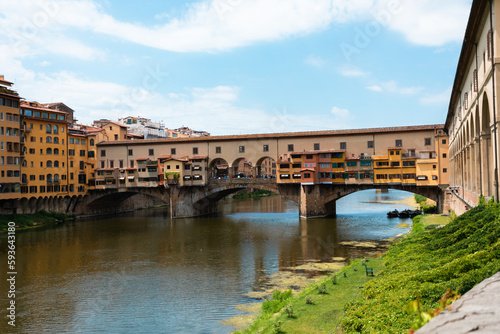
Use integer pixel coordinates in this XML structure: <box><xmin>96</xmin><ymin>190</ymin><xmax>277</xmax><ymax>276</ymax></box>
<box><xmin>0</xmin><ymin>76</ymin><xmax>21</xmax><ymax>200</ymax></box>
<box><xmin>20</xmin><ymin>101</ymin><xmax>70</xmax><ymax>197</ymax></box>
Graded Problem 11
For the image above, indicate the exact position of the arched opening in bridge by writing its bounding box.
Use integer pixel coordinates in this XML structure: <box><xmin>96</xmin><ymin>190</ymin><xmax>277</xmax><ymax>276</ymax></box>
<box><xmin>209</xmin><ymin>158</ymin><xmax>229</xmax><ymax>179</ymax></box>
<box><xmin>232</xmin><ymin>158</ymin><xmax>252</xmax><ymax>178</ymax></box>
<box><xmin>255</xmin><ymin>156</ymin><xmax>276</xmax><ymax>178</ymax></box>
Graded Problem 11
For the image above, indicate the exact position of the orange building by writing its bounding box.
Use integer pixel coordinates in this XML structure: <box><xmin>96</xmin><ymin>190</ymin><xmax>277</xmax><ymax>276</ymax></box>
<box><xmin>0</xmin><ymin>76</ymin><xmax>21</xmax><ymax>200</ymax></box>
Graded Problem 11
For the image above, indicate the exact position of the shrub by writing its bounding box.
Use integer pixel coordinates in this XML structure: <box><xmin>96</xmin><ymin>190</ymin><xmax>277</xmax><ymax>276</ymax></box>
<box><xmin>262</xmin><ymin>290</ymin><xmax>293</xmax><ymax>314</ymax></box>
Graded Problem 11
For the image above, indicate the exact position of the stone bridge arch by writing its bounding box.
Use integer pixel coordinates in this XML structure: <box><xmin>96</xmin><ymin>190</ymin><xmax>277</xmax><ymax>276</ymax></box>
<box><xmin>299</xmin><ymin>184</ymin><xmax>444</xmax><ymax>218</ymax></box>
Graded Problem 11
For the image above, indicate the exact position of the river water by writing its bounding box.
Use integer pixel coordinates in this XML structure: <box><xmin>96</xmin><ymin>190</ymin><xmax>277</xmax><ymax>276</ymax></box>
<box><xmin>0</xmin><ymin>189</ymin><xmax>414</xmax><ymax>334</ymax></box>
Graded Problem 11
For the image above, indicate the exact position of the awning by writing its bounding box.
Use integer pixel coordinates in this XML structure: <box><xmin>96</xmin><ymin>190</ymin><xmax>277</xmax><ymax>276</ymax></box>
<box><xmin>119</xmin><ymin>177</ymin><xmax>125</xmax><ymax>180</ymax></box>
<box><xmin>127</xmin><ymin>176</ymin><xmax>135</xmax><ymax>180</ymax></box>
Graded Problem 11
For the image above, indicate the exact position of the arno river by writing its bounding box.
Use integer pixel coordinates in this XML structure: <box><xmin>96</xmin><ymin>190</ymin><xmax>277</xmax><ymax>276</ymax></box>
<box><xmin>0</xmin><ymin>189</ymin><xmax>414</xmax><ymax>334</ymax></box>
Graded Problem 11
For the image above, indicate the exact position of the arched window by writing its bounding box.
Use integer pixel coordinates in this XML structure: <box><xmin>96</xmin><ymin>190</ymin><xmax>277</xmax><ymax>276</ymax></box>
<box><xmin>46</xmin><ymin>148</ymin><xmax>52</xmax><ymax>155</ymax></box>
<box><xmin>54</xmin><ymin>174</ymin><xmax>60</xmax><ymax>183</ymax></box>
<box><xmin>47</xmin><ymin>174</ymin><xmax>53</xmax><ymax>183</ymax></box>
<box><xmin>54</xmin><ymin>161</ymin><xmax>59</xmax><ymax>168</ymax></box>
<box><xmin>54</xmin><ymin>148</ymin><xmax>59</xmax><ymax>155</ymax></box>
<box><xmin>90</xmin><ymin>139</ymin><xmax>95</xmax><ymax>146</ymax></box>
<box><xmin>46</xmin><ymin>136</ymin><xmax>52</xmax><ymax>143</ymax></box>
<box><xmin>46</xmin><ymin>124</ymin><xmax>52</xmax><ymax>134</ymax></box>
<box><xmin>53</xmin><ymin>137</ymin><xmax>59</xmax><ymax>144</ymax></box>
<box><xmin>47</xmin><ymin>160</ymin><xmax>53</xmax><ymax>167</ymax></box>
<box><xmin>53</xmin><ymin>125</ymin><xmax>58</xmax><ymax>135</ymax></box>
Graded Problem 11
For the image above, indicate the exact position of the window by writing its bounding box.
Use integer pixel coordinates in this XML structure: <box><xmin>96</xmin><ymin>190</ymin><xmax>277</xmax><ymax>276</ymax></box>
<box><xmin>46</xmin><ymin>148</ymin><xmax>52</xmax><ymax>155</ymax></box>
<box><xmin>390</xmin><ymin>151</ymin><xmax>394</xmax><ymax>155</ymax></box>
<box><xmin>47</xmin><ymin>161</ymin><xmax>53</xmax><ymax>168</ymax></box>
<box><xmin>288</xmin><ymin>144</ymin><xmax>294</xmax><ymax>152</ymax></box>
<box><xmin>238</xmin><ymin>146</ymin><xmax>244</xmax><ymax>153</ymax></box>
<box><xmin>110</xmin><ymin>160</ymin><xmax>114</xmax><ymax>168</ymax></box>
<box><xmin>54</xmin><ymin>161</ymin><xmax>59</xmax><ymax>168</ymax></box>
<box><xmin>90</xmin><ymin>139</ymin><xmax>95</xmax><ymax>146</ymax></box>
<box><xmin>395</xmin><ymin>139</ymin><xmax>402</xmax><ymax>147</ymax></box>
<box><xmin>263</xmin><ymin>145</ymin><xmax>269</xmax><ymax>152</ymax></box>
<box><xmin>340</xmin><ymin>142</ymin><xmax>346</xmax><ymax>150</ymax></box>
<box><xmin>53</xmin><ymin>125</ymin><xmax>58</xmax><ymax>135</ymax></box>
<box><xmin>69</xmin><ymin>138</ymin><xmax>74</xmax><ymax>144</ymax></box>
<box><xmin>53</xmin><ymin>137</ymin><xmax>59</xmax><ymax>144</ymax></box>
<box><xmin>443</xmin><ymin>168</ymin><xmax>448</xmax><ymax>173</ymax></box>
<box><xmin>443</xmin><ymin>153</ymin><xmax>447</xmax><ymax>158</ymax></box>
<box><xmin>191</xmin><ymin>147</ymin><xmax>198</xmax><ymax>155</ymax></box>
<box><xmin>403</xmin><ymin>161</ymin><xmax>416</xmax><ymax>167</ymax></box>
<box><xmin>54</xmin><ymin>148</ymin><xmax>59</xmax><ymax>155</ymax></box>
<box><xmin>69</xmin><ymin>149</ymin><xmax>75</xmax><ymax>156</ymax></box>
<box><xmin>442</xmin><ymin>139</ymin><xmax>446</xmax><ymax>145</ymax></box>
<box><xmin>70</xmin><ymin>161</ymin><xmax>73</xmax><ymax>168</ymax></box>
<box><xmin>80</xmin><ymin>150</ymin><xmax>85</xmax><ymax>157</ymax></box>
<box><xmin>346</xmin><ymin>161</ymin><xmax>357</xmax><ymax>167</ymax></box>
<box><xmin>100</xmin><ymin>161</ymin><xmax>105</xmax><ymax>168</ymax></box>
<box><xmin>70</xmin><ymin>173</ymin><xmax>74</xmax><ymax>180</ymax></box>
<box><xmin>149</xmin><ymin>149</ymin><xmax>154</xmax><ymax>156</ymax></box>
<box><xmin>88</xmin><ymin>151</ymin><xmax>95</xmax><ymax>158</ymax></box>
<box><xmin>433</xmin><ymin>165</ymin><xmax>437</xmax><ymax>170</ymax></box>
<box><xmin>367</xmin><ymin>140</ymin><xmax>374</xmax><ymax>148</ymax></box>
<box><xmin>80</xmin><ymin>161</ymin><xmax>84</xmax><ymax>170</ymax></box>
<box><xmin>425</xmin><ymin>138</ymin><xmax>431</xmax><ymax>146</ymax></box>
<box><xmin>360</xmin><ymin>160</ymin><xmax>372</xmax><ymax>167</ymax></box>
<box><xmin>314</xmin><ymin>143</ymin><xmax>320</xmax><ymax>150</ymax></box>
<box><xmin>119</xmin><ymin>160</ymin><xmax>124</xmax><ymax>168</ymax></box>
<box><xmin>114</xmin><ymin>134</ymin><xmax>118</xmax><ymax>140</ymax></box>
<box><xmin>304</xmin><ymin>173</ymin><xmax>311</xmax><ymax>178</ymax></box>
<box><xmin>30</xmin><ymin>175</ymin><xmax>35</xmax><ymax>181</ymax></box>
<box><xmin>215</xmin><ymin>146</ymin><xmax>221</xmax><ymax>154</ymax></box>
<box><xmin>46</xmin><ymin>124</ymin><xmax>52</xmax><ymax>134</ymax></box>
<box><xmin>29</xmin><ymin>148</ymin><xmax>35</xmax><ymax>154</ymax></box>
<box><xmin>332</xmin><ymin>153</ymin><xmax>343</xmax><ymax>159</ymax></box>
<box><xmin>305</xmin><ymin>155</ymin><xmax>313</xmax><ymax>159</ymax></box>
<box><xmin>30</xmin><ymin>137</ymin><xmax>35</xmax><ymax>142</ymax></box>
<box><xmin>101</xmin><ymin>150</ymin><xmax>106</xmax><ymax>157</ymax></box>
<box><xmin>171</xmin><ymin>148</ymin><xmax>176</xmax><ymax>155</ymax></box>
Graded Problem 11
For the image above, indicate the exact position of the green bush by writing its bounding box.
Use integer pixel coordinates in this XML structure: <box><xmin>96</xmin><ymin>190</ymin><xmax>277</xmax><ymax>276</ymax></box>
<box><xmin>414</xmin><ymin>194</ymin><xmax>428</xmax><ymax>204</ymax></box>
<box><xmin>262</xmin><ymin>290</ymin><xmax>293</xmax><ymax>314</ymax></box>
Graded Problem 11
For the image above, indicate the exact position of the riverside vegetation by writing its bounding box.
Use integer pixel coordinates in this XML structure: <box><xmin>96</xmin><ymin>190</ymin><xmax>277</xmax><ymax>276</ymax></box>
<box><xmin>0</xmin><ymin>210</ymin><xmax>75</xmax><ymax>232</ymax></box>
<box><xmin>237</xmin><ymin>199</ymin><xmax>500</xmax><ymax>333</ymax></box>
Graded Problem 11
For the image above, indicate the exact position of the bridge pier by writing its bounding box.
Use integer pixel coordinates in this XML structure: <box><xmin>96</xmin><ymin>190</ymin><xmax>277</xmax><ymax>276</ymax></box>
<box><xmin>299</xmin><ymin>184</ymin><xmax>336</xmax><ymax>218</ymax></box>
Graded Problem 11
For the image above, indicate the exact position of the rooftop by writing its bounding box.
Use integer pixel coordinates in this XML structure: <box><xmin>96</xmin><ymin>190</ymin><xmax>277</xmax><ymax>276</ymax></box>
<box><xmin>98</xmin><ymin>124</ymin><xmax>444</xmax><ymax>147</ymax></box>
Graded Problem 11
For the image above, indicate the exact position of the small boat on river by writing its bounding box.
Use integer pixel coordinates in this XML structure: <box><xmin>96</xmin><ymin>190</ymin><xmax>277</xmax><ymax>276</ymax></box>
<box><xmin>387</xmin><ymin>209</ymin><xmax>399</xmax><ymax>218</ymax></box>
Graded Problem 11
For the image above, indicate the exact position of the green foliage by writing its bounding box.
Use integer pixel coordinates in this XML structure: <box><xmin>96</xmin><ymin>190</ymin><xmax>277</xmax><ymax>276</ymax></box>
<box><xmin>0</xmin><ymin>211</ymin><xmax>75</xmax><ymax>231</ymax></box>
<box><xmin>233</xmin><ymin>189</ymin><xmax>273</xmax><ymax>200</ymax></box>
<box><xmin>405</xmin><ymin>290</ymin><xmax>460</xmax><ymax>333</ymax></box>
<box><xmin>414</xmin><ymin>194</ymin><xmax>428</xmax><ymax>204</ymax></box>
<box><xmin>317</xmin><ymin>283</ymin><xmax>327</xmax><ymax>294</ymax></box>
<box><xmin>284</xmin><ymin>305</ymin><xmax>294</xmax><ymax>318</ymax></box>
<box><xmin>305</xmin><ymin>296</ymin><xmax>315</xmax><ymax>305</ymax></box>
<box><xmin>340</xmin><ymin>203</ymin><xmax>500</xmax><ymax>333</ymax></box>
<box><xmin>272</xmin><ymin>321</ymin><xmax>284</xmax><ymax>334</ymax></box>
<box><xmin>331</xmin><ymin>274</ymin><xmax>338</xmax><ymax>285</ymax></box>
<box><xmin>479</xmin><ymin>194</ymin><xmax>487</xmax><ymax>206</ymax></box>
<box><xmin>489</xmin><ymin>196</ymin><xmax>496</xmax><ymax>206</ymax></box>
<box><xmin>421</xmin><ymin>204</ymin><xmax>438</xmax><ymax>214</ymax></box>
<box><xmin>262</xmin><ymin>290</ymin><xmax>293</xmax><ymax>314</ymax></box>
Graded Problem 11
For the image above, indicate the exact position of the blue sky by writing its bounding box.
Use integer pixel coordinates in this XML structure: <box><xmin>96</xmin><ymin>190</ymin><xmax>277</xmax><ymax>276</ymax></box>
<box><xmin>0</xmin><ymin>0</ymin><xmax>472</xmax><ymax>135</ymax></box>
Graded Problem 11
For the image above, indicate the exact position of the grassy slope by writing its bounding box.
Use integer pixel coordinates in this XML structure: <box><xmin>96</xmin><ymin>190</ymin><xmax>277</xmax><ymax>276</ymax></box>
<box><xmin>237</xmin><ymin>258</ymin><xmax>384</xmax><ymax>334</ymax></box>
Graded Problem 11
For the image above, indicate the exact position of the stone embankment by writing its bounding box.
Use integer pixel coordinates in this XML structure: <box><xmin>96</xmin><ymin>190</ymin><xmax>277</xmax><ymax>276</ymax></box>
<box><xmin>417</xmin><ymin>272</ymin><xmax>500</xmax><ymax>333</ymax></box>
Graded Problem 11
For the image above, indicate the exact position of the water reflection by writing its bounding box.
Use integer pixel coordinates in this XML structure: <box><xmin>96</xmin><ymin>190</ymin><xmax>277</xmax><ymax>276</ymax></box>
<box><xmin>0</xmin><ymin>190</ymin><xmax>414</xmax><ymax>334</ymax></box>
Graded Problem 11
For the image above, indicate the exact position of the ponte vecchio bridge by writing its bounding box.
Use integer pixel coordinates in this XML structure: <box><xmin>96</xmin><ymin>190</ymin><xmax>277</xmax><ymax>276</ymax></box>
<box><xmin>79</xmin><ymin>124</ymin><xmax>450</xmax><ymax>218</ymax></box>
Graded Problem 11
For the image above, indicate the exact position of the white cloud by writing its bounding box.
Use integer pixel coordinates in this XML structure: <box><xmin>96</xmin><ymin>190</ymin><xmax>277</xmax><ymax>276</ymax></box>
<box><xmin>367</xmin><ymin>85</ymin><xmax>383</xmax><ymax>92</ymax></box>
<box><xmin>339</xmin><ymin>65</ymin><xmax>369</xmax><ymax>77</ymax></box>
<box><xmin>331</xmin><ymin>106</ymin><xmax>350</xmax><ymax>119</ymax></box>
<box><xmin>386</xmin><ymin>0</ymin><xmax>470</xmax><ymax>47</ymax></box>
<box><xmin>420</xmin><ymin>87</ymin><xmax>452</xmax><ymax>106</ymax></box>
<box><xmin>0</xmin><ymin>0</ymin><xmax>471</xmax><ymax>57</ymax></box>
<box><xmin>304</xmin><ymin>55</ymin><xmax>326</xmax><ymax>68</ymax></box>
<box><xmin>367</xmin><ymin>80</ymin><xmax>423</xmax><ymax>95</ymax></box>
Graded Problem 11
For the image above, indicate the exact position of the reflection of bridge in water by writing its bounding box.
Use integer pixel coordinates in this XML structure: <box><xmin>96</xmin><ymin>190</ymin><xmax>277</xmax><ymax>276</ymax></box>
<box><xmin>83</xmin><ymin>178</ymin><xmax>446</xmax><ymax>218</ymax></box>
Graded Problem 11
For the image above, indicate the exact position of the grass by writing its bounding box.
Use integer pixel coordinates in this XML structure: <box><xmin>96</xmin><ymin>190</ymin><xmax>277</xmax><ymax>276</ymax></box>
<box><xmin>236</xmin><ymin>258</ymin><xmax>384</xmax><ymax>334</ymax></box>
<box><xmin>0</xmin><ymin>210</ymin><xmax>75</xmax><ymax>232</ymax></box>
